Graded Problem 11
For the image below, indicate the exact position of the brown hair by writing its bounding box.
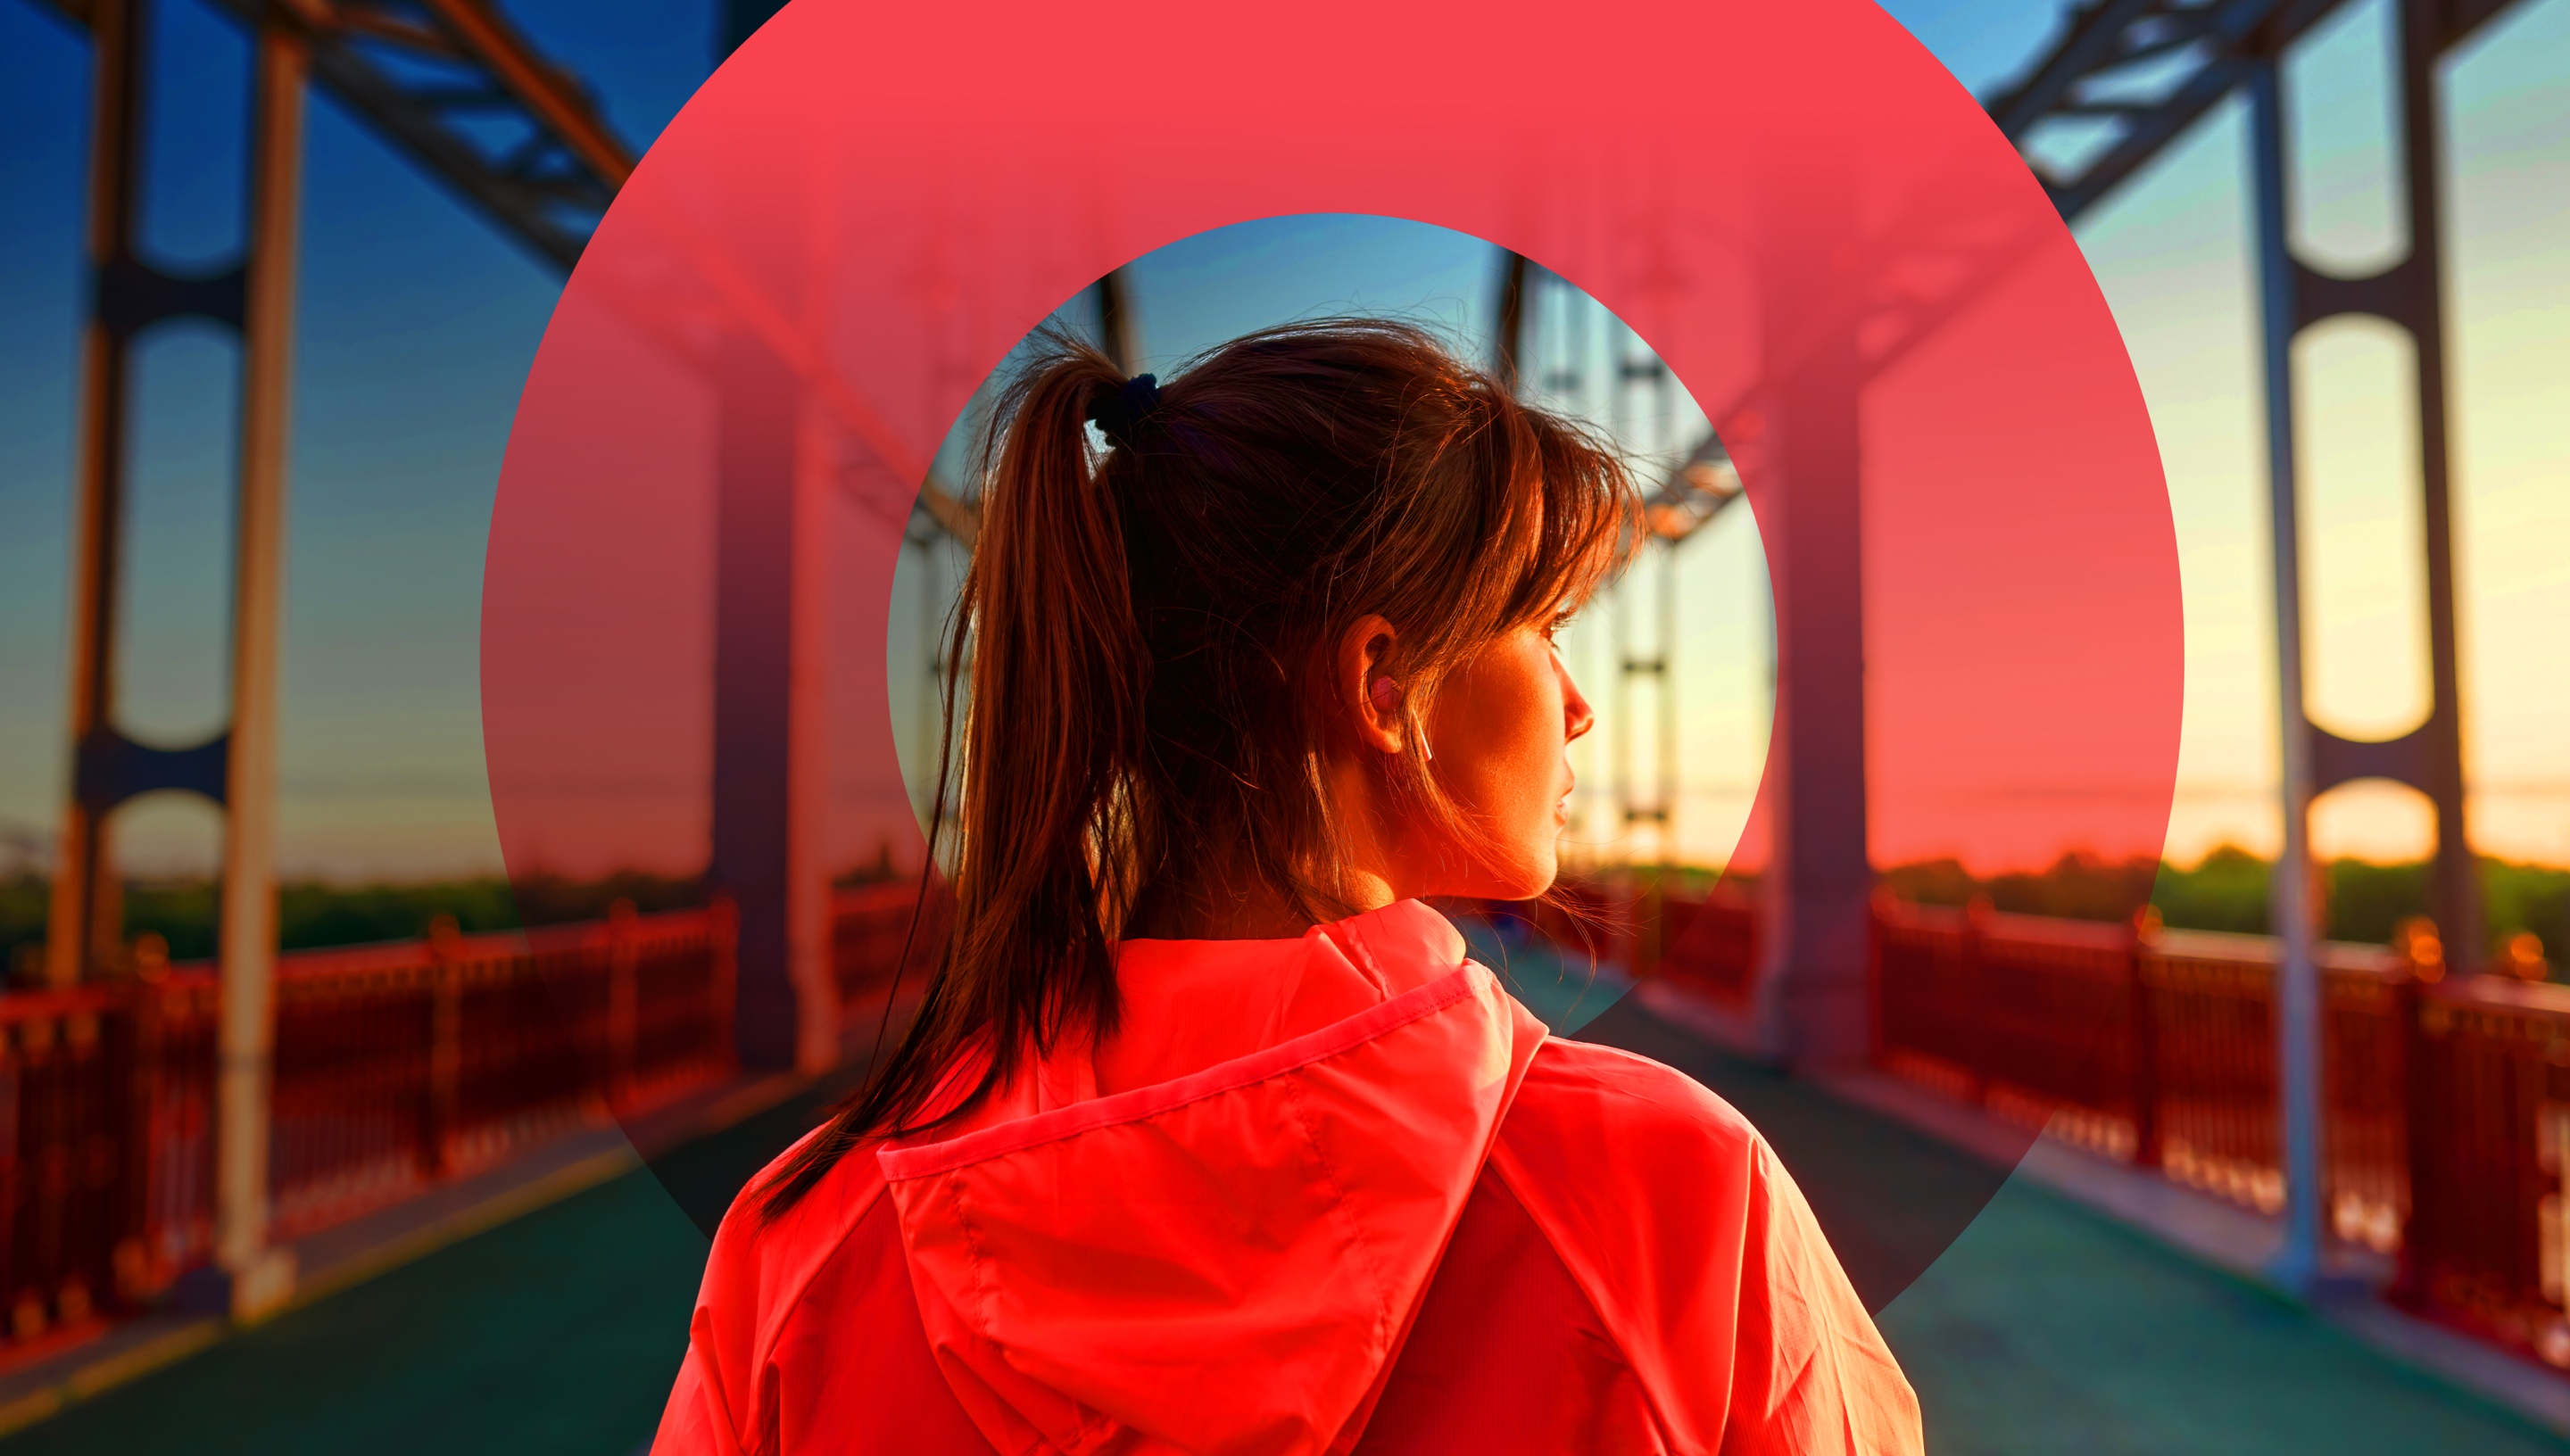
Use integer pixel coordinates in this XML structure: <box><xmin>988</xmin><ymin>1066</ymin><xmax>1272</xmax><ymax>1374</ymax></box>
<box><xmin>759</xmin><ymin>318</ymin><xmax>1636</xmax><ymax>1215</ymax></box>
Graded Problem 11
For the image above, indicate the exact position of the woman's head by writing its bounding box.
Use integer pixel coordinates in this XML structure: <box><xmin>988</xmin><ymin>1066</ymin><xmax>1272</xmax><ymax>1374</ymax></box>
<box><xmin>762</xmin><ymin>318</ymin><xmax>1637</xmax><ymax>1211</ymax></box>
<box><xmin>974</xmin><ymin>318</ymin><xmax>1634</xmax><ymax>926</ymax></box>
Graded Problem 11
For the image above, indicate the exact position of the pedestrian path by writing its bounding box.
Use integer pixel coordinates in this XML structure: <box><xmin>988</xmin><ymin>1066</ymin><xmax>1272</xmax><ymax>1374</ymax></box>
<box><xmin>3</xmin><ymin>944</ymin><xmax>2561</xmax><ymax>1455</ymax></box>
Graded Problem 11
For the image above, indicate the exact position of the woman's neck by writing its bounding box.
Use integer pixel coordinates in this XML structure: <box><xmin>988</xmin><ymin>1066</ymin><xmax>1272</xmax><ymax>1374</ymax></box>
<box><xmin>1124</xmin><ymin>754</ymin><xmax>1407</xmax><ymax>940</ymax></box>
<box><xmin>1125</xmin><ymin>865</ymin><xmax>1397</xmax><ymax>941</ymax></box>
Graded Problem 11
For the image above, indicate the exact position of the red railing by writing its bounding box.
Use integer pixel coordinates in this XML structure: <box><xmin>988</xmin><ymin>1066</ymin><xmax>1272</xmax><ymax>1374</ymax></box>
<box><xmin>17</xmin><ymin>881</ymin><xmax>2562</xmax><ymax>1377</ymax></box>
<box><xmin>1873</xmin><ymin>901</ymin><xmax>2146</xmax><ymax>1158</ymax></box>
<box><xmin>1663</xmin><ymin>889</ymin><xmax>1761</xmax><ymax>1004</ymax></box>
<box><xmin>1521</xmin><ymin>879</ymin><xmax>1624</xmax><ymax>960</ymax></box>
<box><xmin>1530</xmin><ymin>884</ymin><xmax>2570</xmax><ymax>1377</ymax></box>
<box><xmin>831</xmin><ymin>880</ymin><xmax>951</xmax><ymax>1020</ymax></box>
<box><xmin>1522</xmin><ymin>881</ymin><xmax>1760</xmax><ymax>1003</ymax></box>
<box><xmin>0</xmin><ymin>898</ymin><xmax>747</xmax><ymax>1359</ymax></box>
<box><xmin>255</xmin><ymin>900</ymin><xmax>739</xmax><ymax>1239</ymax></box>
<box><xmin>2400</xmin><ymin>974</ymin><xmax>2570</xmax><ymax>1366</ymax></box>
<box><xmin>1869</xmin><ymin>900</ymin><xmax>2410</xmax><ymax>1241</ymax></box>
<box><xmin>0</xmin><ymin>985</ymin><xmax>134</xmax><ymax>1355</ymax></box>
<box><xmin>0</xmin><ymin>883</ymin><xmax>974</xmax><ymax>1366</ymax></box>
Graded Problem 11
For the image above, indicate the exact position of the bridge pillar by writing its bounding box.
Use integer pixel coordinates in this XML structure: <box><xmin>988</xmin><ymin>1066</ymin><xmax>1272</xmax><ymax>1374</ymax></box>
<box><xmin>1745</xmin><ymin>203</ymin><xmax>1873</xmax><ymax>1071</ymax></box>
<box><xmin>210</xmin><ymin>13</ymin><xmax>307</xmax><ymax>1323</ymax></box>
<box><xmin>48</xmin><ymin>0</ymin><xmax>150</xmax><ymax>990</ymax></box>
<box><xmin>2248</xmin><ymin>0</ymin><xmax>2481</xmax><ymax>1293</ymax></box>
<box><xmin>54</xmin><ymin>0</ymin><xmax>302</xmax><ymax>1320</ymax></box>
<box><xmin>709</xmin><ymin>338</ymin><xmax>839</xmax><ymax>1074</ymax></box>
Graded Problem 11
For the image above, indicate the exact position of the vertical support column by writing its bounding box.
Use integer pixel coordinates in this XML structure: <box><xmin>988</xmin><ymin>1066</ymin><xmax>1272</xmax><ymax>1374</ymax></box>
<box><xmin>214</xmin><ymin>19</ymin><xmax>306</xmax><ymax>1321</ymax></box>
<box><xmin>49</xmin><ymin>0</ymin><xmax>148</xmax><ymax>989</ymax></box>
<box><xmin>2397</xmin><ymin>0</ymin><xmax>2480</xmax><ymax>972</ymax></box>
<box><xmin>1655</xmin><ymin>532</ymin><xmax>1681</xmax><ymax>961</ymax></box>
<box><xmin>1753</xmin><ymin>316</ymin><xmax>1873</xmax><ymax>1071</ymax></box>
<box><xmin>2129</xmin><ymin>906</ymin><xmax>2165</xmax><ymax>1169</ymax></box>
<box><xmin>606</xmin><ymin>898</ymin><xmax>639</xmax><ymax>1106</ymax></box>
<box><xmin>1492</xmin><ymin>250</ymin><xmax>1529</xmax><ymax>393</ymax></box>
<box><xmin>424</xmin><ymin>917</ymin><xmax>461</xmax><ymax>1179</ymax></box>
<box><xmin>2248</xmin><ymin>55</ymin><xmax>2328</xmax><ymax>1294</ymax></box>
<box><xmin>709</xmin><ymin>338</ymin><xmax>836</xmax><ymax>1073</ymax></box>
<box><xmin>788</xmin><ymin>400</ymin><xmax>838</xmax><ymax>1072</ymax></box>
<box><xmin>1094</xmin><ymin>268</ymin><xmax>1142</xmax><ymax>377</ymax></box>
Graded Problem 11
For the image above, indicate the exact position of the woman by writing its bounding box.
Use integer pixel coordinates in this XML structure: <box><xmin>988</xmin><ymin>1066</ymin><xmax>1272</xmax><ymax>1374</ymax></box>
<box><xmin>652</xmin><ymin>320</ymin><xmax>1921</xmax><ymax>1455</ymax></box>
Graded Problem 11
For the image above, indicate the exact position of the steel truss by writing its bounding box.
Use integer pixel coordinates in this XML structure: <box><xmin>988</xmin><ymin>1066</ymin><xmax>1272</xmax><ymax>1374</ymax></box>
<box><xmin>45</xmin><ymin>0</ymin><xmax>633</xmax><ymax>269</ymax></box>
<box><xmin>1989</xmin><ymin>0</ymin><xmax>2519</xmax><ymax>224</ymax></box>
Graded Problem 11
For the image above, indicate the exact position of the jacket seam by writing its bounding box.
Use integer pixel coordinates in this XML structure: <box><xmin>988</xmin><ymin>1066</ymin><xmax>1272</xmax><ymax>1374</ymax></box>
<box><xmin>1488</xmin><ymin>1135</ymin><xmax>1689</xmax><ymax>1454</ymax></box>
<box><xmin>878</xmin><ymin>966</ymin><xmax>1480</xmax><ymax>1179</ymax></box>
<box><xmin>742</xmin><ymin>1172</ymin><xmax>891</xmax><ymax>1446</ymax></box>
<box><xmin>1280</xmin><ymin>1070</ymin><xmax>1400</xmax><ymax>1351</ymax></box>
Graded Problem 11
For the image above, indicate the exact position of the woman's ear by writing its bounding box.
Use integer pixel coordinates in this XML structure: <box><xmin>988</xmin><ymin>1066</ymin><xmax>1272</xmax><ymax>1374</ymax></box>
<box><xmin>1336</xmin><ymin>615</ymin><xmax>1405</xmax><ymax>756</ymax></box>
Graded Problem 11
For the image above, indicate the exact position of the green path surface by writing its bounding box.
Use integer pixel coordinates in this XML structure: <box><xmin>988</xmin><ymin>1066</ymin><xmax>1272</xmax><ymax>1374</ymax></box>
<box><xmin>5</xmin><ymin>945</ymin><xmax>2562</xmax><ymax>1454</ymax></box>
<box><xmin>0</xmin><ymin>1086</ymin><xmax>833</xmax><ymax>1456</ymax></box>
<box><xmin>0</xmin><ymin>1168</ymin><xmax>702</xmax><ymax>1456</ymax></box>
<box><xmin>1886</xmin><ymin>1185</ymin><xmax>2567</xmax><ymax>1456</ymax></box>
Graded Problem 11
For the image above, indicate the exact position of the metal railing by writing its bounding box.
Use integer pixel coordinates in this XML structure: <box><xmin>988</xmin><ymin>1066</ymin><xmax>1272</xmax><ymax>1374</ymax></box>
<box><xmin>1528</xmin><ymin>880</ymin><xmax>1760</xmax><ymax>1002</ymax></box>
<box><xmin>1525</xmin><ymin>881</ymin><xmax>2570</xmax><ymax>1376</ymax></box>
<box><xmin>831</xmin><ymin>881</ymin><xmax>949</xmax><ymax>1021</ymax></box>
<box><xmin>2401</xmin><ymin>972</ymin><xmax>2570</xmax><ymax>1365</ymax></box>
<box><xmin>15</xmin><ymin>880</ymin><xmax>2560</xmax><ymax>1377</ymax></box>
<box><xmin>1869</xmin><ymin>899</ymin><xmax>2412</xmax><ymax>1240</ymax></box>
<box><xmin>0</xmin><ymin>984</ymin><xmax>133</xmax><ymax>1353</ymax></box>
<box><xmin>1683</xmin><ymin>890</ymin><xmax>2566</xmax><ymax>1375</ymax></box>
<box><xmin>0</xmin><ymin>898</ymin><xmax>744</xmax><ymax>1358</ymax></box>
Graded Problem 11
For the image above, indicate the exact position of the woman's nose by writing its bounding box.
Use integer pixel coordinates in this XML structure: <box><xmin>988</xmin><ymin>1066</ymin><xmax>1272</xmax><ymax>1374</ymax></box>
<box><xmin>1562</xmin><ymin>666</ymin><xmax>1596</xmax><ymax>742</ymax></box>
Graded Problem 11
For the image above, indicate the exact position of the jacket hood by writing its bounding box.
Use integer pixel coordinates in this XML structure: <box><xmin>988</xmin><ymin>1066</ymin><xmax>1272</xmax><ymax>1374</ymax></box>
<box><xmin>876</xmin><ymin>900</ymin><xmax>1548</xmax><ymax>1456</ymax></box>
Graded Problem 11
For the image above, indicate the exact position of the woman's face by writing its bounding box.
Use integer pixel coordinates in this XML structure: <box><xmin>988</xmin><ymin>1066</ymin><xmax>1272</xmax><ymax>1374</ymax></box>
<box><xmin>1411</xmin><ymin>618</ymin><xmax>1596</xmax><ymax>901</ymax></box>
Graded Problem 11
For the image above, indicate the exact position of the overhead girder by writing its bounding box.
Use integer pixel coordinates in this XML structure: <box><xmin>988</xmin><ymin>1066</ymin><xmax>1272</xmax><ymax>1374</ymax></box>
<box><xmin>43</xmin><ymin>0</ymin><xmax>632</xmax><ymax>270</ymax></box>
<box><xmin>40</xmin><ymin>0</ymin><xmax>987</xmax><ymax>536</ymax></box>
<box><xmin>1991</xmin><ymin>0</ymin><xmax>2523</xmax><ymax>224</ymax></box>
<box><xmin>1647</xmin><ymin>0</ymin><xmax>2526</xmax><ymax>513</ymax></box>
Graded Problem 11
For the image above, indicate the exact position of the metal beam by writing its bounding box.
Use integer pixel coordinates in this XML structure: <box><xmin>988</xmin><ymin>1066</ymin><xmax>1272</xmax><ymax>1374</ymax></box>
<box><xmin>1986</xmin><ymin>0</ymin><xmax>2526</xmax><ymax>226</ymax></box>
<box><xmin>1662</xmin><ymin>0</ymin><xmax>2531</xmax><ymax>592</ymax></box>
<box><xmin>1094</xmin><ymin>269</ymin><xmax>1143</xmax><ymax>379</ymax></box>
<box><xmin>2246</xmin><ymin>46</ymin><xmax>2327</xmax><ymax>1297</ymax></box>
<box><xmin>40</xmin><ymin>0</ymin><xmax>634</xmax><ymax>272</ymax></box>
<box><xmin>46</xmin><ymin>0</ymin><xmax>147</xmax><ymax>989</ymax></box>
<box><xmin>2247</xmin><ymin>0</ymin><xmax>2485</xmax><ymax>1292</ymax></box>
<box><xmin>215</xmin><ymin>11</ymin><xmax>308</xmax><ymax>1320</ymax></box>
<box><xmin>1493</xmin><ymin>250</ymin><xmax>1529</xmax><ymax>393</ymax></box>
<box><xmin>2400</xmin><ymin>0</ymin><xmax>2483</xmax><ymax>972</ymax></box>
<box><xmin>414</xmin><ymin>0</ymin><xmax>630</xmax><ymax>189</ymax></box>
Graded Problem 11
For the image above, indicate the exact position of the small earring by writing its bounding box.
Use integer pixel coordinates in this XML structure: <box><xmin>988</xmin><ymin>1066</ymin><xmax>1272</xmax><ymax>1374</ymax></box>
<box><xmin>1372</xmin><ymin>677</ymin><xmax>1432</xmax><ymax>761</ymax></box>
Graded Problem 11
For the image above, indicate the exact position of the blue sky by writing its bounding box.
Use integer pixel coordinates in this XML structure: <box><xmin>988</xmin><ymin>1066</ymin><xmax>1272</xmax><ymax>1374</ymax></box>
<box><xmin>2</xmin><ymin>0</ymin><xmax>2565</xmax><ymax>880</ymax></box>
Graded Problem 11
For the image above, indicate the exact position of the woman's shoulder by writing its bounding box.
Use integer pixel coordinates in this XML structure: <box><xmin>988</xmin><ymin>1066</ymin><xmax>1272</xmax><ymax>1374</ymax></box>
<box><xmin>1488</xmin><ymin>1037</ymin><xmax>1923</xmax><ymax>1454</ymax></box>
<box><xmin>695</xmin><ymin>1125</ymin><xmax>895</xmax><ymax>1353</ymax></box>
<box><xmin>655</xmin><ymin>1126</ymin><xmax>905</xmax><ymax>1453</ymax></box>
<box><xmin>1488</xmin><ymin>1033</ymin><xmax>1780</xmax><ymax>1310</ymax></box>
<box><xmin>1497</xmin><ymin>1033</ymin><xmax>1766</xmax><ymax>1176</ymax></box>
<box><xmin>1487</xmin><ymin>1036</ymin><xmax>1783</xmax><ymax>1324</ymax></box>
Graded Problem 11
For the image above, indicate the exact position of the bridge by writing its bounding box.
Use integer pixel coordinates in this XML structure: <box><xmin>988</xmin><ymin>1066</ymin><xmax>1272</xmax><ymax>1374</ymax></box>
<box><xmin>2</xmin><ymin>0</ymin><xmax>2565</xmax><ymax>1449</ymax></box>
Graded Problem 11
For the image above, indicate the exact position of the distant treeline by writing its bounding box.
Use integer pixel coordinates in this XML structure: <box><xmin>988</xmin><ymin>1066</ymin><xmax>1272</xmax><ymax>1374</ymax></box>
<box><xmin>1878</xmin><ymin>847</ymin><xmax>2569</xmax><ymax>960</ymax></box>
<box><xmin>3</xmin><ymin>849</ymin><xmax>2560</xmax><ymax>975</ymax></box>
<box><xmin>0</xmin><ymin>870</ymin><xmax>714</xmax><ymax>975</ymax></box>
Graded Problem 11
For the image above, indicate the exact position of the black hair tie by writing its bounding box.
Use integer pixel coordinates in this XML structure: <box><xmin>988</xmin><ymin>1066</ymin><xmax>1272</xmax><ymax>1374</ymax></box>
<box><xmin>1088</xmin><ymin>372</ymin><xmax>1160</xmax><ymax>446</ymax></box>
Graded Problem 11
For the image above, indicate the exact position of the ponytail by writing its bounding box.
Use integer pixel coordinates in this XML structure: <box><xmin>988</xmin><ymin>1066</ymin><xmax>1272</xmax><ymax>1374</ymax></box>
<box><xmin>758</xmin><ymin>334</ymin><xmax>1140</xmax><ymax>1215</ymax></box>
<box><xmin>758</xmin><ymin>319</ymin><xmax>1636</xmax><ymax>1218</ymax></box>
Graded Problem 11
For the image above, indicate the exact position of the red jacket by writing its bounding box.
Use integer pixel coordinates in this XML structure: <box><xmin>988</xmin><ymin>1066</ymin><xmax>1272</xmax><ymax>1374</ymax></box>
<box><xmin>651</xmin><ymin>900</ymin><xmax>1922</xmax><ymax>1455</ymax></box>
